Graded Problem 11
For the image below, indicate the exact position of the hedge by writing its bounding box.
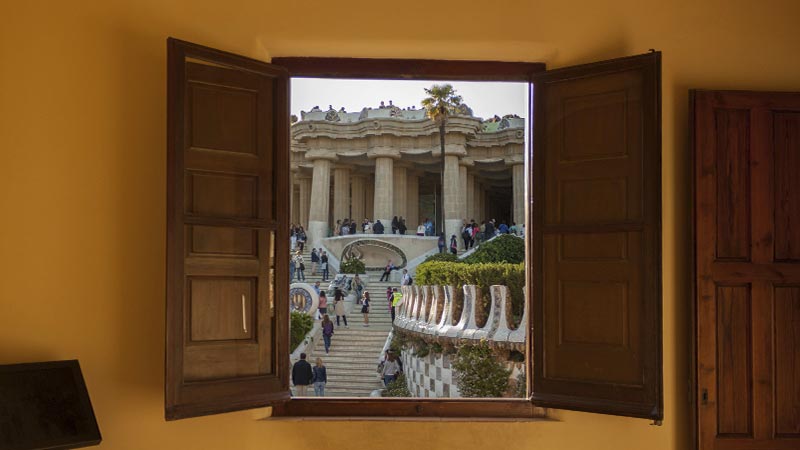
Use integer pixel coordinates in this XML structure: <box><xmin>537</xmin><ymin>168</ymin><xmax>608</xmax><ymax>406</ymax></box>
<box><xmin>462</xmin><ymin>234</ymin><xmax>524</xmax><ymax>264</ymax></box>
<box><xmin>422</xmin><ymin>252</ymin><xmax>459</xmax><ymax>263</ymax></box>
<box><xmin>414</xmin><ymin>261</ymin><xmax>525</xmax><ymax>321</ymax></box>
<box><xmin>290</xmin><ymin>311</ymin><xmax>314</xmax><ymax>352</ymax></box>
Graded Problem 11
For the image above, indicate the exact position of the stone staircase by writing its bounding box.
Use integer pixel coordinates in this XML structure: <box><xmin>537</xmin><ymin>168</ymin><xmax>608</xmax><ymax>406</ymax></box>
<box><xmin>307</xmin><ymin>275</ymin><xmax>399</xmax><ymax>397</ymax></box>
<box><xmin>291</xmin><ymin>243</ymin><xmax>402</xmax><ymax>397</ymax></box>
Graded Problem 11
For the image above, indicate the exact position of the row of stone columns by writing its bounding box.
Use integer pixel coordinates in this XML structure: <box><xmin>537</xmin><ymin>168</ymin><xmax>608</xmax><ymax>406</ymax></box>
<box><xmin>297</xmin><ymin>156</ymin><xmax>525</xmax><ymax>246</ymax></box>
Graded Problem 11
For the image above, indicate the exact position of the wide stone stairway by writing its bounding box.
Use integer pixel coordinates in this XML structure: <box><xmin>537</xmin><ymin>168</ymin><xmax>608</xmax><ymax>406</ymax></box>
<box><xmin>308</xmin><ymin>274</ymin><xmax>399</xmax><ymax>397</ymax></box>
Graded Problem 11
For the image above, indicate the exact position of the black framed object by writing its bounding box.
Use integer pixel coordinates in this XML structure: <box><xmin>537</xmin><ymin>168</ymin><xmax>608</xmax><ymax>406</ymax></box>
<box><xmin>0</xmin><ymin>360</ymin><xmax>101</xmax><ymax>450</ymax></box>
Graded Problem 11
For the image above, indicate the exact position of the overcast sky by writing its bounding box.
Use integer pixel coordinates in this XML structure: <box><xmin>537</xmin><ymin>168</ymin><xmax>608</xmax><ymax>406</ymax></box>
<box><xmin>291</xmin><ymin>78</ymin><xmax>528</xmax><ymax>121</ymax></box>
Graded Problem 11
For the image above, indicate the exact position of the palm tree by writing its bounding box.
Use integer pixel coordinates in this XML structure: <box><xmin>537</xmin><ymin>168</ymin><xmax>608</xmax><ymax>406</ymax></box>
<box><xmin>422</xmin><ymin>84</ymin><xmax>463</xmax><ymax>235</ymax></box>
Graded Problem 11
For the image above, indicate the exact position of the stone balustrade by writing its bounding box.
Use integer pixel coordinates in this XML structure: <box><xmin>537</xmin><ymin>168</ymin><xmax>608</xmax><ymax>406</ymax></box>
<box><xmin>394</xmin><ymin>284</ymin><xmax>526</xmax><ymax>348</ymax></box>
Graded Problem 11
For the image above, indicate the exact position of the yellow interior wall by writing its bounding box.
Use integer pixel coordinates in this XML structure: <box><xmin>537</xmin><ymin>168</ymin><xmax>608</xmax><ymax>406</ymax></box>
<box><xmin>2</xmin><ymin>1</ymin><xmax>799</xmax><ymax>448</ymax></box>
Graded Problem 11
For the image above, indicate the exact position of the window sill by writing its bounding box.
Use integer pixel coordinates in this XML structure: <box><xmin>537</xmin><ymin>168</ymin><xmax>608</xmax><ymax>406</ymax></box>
<box><xmin>268</xmin><ymin>398</ymin><xmax>547</xmax><ymax>421</ymax></box>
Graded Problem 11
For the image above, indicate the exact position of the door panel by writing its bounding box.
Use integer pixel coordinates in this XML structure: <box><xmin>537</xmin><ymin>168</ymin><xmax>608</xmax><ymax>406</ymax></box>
<box><xmin>166</xmin><ymin>38</ymin><xmax>289</xmax><ymax>420</ymax></box>
<box><xmin>693</xmin><ymin>90</ymin><xmax>800</xmax><ymax>449</ymax></box>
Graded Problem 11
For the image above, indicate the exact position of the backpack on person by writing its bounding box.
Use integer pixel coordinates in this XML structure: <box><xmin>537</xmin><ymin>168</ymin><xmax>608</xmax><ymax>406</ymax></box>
<box><xmin>407</xmin><ymin>276</ymin><xmax>413</xmax><ymax>285</ymax></box>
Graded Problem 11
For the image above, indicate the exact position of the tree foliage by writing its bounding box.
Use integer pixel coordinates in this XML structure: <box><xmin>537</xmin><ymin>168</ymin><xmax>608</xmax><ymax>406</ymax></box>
<box><xmin>452</xmin><ymin>342</ymin><xmax>511</xmax><ymax>397</ymax></box>
<box><xmin>421</xmin><ymin>84</ymin><xmax>463</xmax><ymax>124</ymax></box>
<box><xmin>339</xmin><ymin>256</ymin><xmax>365</xmax><ymax>274</ymax></box>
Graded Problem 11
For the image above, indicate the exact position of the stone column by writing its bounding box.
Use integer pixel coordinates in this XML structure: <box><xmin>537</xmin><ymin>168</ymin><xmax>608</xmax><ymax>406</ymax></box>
<box><xmin>393</xmin><ymin>166</ymin><xmax>407</xmax><ymax>222</ymax></box>
<box><xmin>351</xmin><ymin>175</ymin><xmax>366</xmax><ymax>226</ymax></box>
<box><xmin>373</xmin><ymin>157</ymin><xmax>394</xmax><ymax>228</ymax></box>
<box><xmin>477</xmin><ymin>182</ymin><xmax>485</xmax><ymax>221</ymax></box>
<box><xmin>512</xmin><ymin>163</ymin><xmax>525</xmax><ymax>228</ymax></box>
<box><xmin>308</xmin><ymin>158</ymin><xmax>332</xmax><ymax>246</ymax></box>
<box><xmin>467</xmin><ymin>173</ymin><xmax>476</xmax><ymax>222</ymax></box>
<box><xmin>443</xmin><ymin>154</ymin><xmax>462</xmax><ymax>243</ymax></box>
<box><xmin>291</xmin><ymin>181</ymin><xmax>299</xmax><ymax>225</ymax></box>
<box><xmin>459</xmin><ymin>165</ymin><xmax>468</xmax><ymax>223</ymax></box>
<box><xmin>365</xmin><ymin>176</ymin><xmax>374</xmax><ymax>222</ymax></box>
<box><xmin>333</xmin><ymin>167</ymin><xmax>351</xmax><ymax>223</ymax></box>
<box><xmin>298</xmin><ymin>176</ymin><xmax>311</xmax><ymax>228</ymax></box>
<box><xmin>406</xmin><ymin>173</ymin><xmax>419</xmax><ymax>230</ymax></box>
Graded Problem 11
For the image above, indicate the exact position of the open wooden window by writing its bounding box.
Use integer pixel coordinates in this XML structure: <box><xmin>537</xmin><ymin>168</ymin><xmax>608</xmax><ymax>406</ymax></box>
<box><xmin>166</xmin><ymin>38</ymin><xmax>662</xmax><ymax>421</ymax></box>
<box><xmin>165</xmin><ymin>38</ymin><xmax>290</xmax><ymax>420</ymax></box>
<box><xmin>531</xmin><ymin>53</ymin><xmax>662</xmax><ymax>420</ymax></box>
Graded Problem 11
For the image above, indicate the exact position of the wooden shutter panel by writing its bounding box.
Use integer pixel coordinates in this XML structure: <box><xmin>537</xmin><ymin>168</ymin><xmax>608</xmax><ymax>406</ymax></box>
<box><xmin>166</xmin><ymin>38</ymin><xmax>290</xmax><ymax>420</ymax></box>
<box><xmin>693</xmin><ymin>90</ymin><xmax>800</xmax><ymax>450</ymax></box>
<box><xmin>531</xmin><ymin>52</ymin><xmax>662</xmax><ymax>420</ymax></box>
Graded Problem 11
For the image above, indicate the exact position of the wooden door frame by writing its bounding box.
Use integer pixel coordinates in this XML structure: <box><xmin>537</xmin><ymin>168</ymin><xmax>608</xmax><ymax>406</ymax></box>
<box><xmin>271</xmin><ymin>56</ymin><xmax>545</xmax><ymax>418</ymax></box>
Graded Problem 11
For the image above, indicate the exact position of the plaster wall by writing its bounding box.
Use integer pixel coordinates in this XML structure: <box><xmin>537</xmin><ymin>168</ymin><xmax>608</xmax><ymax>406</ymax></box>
<box><xmin>2</xmin><ymin>1</ymin><xmax>800</xmax><ymax>449</ymax></box>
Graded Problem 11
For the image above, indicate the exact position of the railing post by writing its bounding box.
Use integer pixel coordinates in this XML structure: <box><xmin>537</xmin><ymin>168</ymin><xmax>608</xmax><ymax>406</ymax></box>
<box><xmin>508</xmin><ymin>287</ymin><xmax>527</xmax><ymax>344</ymax></box>
<box><xmin>435</xmin><ymin>285</ymin><xmax>454</xmax><ymax>336</ymax></box>
<box><xmin>446</xmin><ymin>284</ymin><xmax>474</xmax><ymax>339</ymax></box>
<box><xmin>489</xmin><ymin>285</ymin><xmax>512</xmax><ymax>342</ymax></box>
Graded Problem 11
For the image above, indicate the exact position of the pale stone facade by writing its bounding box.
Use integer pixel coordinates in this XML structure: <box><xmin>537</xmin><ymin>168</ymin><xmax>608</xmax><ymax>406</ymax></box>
<box><xmin>290</xmin><ymin>102</ymin><xmax>525</xmax><ymax>246</ymax></box>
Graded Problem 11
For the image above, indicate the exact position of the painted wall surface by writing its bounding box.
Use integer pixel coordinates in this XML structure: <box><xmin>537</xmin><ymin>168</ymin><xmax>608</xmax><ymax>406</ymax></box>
<box><xmin>1</xmin><ymin>1</ymin><xmax>799</xmax><ymax>449</ymax></box>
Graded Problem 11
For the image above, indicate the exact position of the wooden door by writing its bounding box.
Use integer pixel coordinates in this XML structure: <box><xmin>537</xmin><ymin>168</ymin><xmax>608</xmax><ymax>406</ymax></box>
<box><xmin>694</xmin><ymin>90</ymin><xmax>800</xmax><ymax>449</ymax></box>
<box><xmin>166</xmin><ymin>38</ymin><xmax>290</xmax><ymax>420</ymax></box>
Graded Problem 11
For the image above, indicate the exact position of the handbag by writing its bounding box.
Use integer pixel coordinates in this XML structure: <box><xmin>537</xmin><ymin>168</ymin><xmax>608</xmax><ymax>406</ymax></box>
<box><xmin>299</xmin><ymin>263</ymin><xmax>305</xmax><ymax>270</ymax></box>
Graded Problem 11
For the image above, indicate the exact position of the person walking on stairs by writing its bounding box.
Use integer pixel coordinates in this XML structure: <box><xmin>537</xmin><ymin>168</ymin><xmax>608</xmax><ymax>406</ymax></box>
<box><xmin>310</xmin><ymin>248</ymin><xmax>319</xmax><ymax>275</ymax></box>
<box><xmin>312</xmin><ymin>357</ymin><xmax>327</xmax><ymax>397</ymax></box>
<box><xmin>333</xmin><ymin>288</ymin><xmax>348</xmax><ymax>327</ymax></box>
<box><xmin>294</xmin><ymin>250</ymin><xmax>306</xmax><ymax>281</ymax></box>
<box><xmin>321</xmin><ymin>251</ymin><xmax>329</xmax><ymax>281</ymax></box>
<box><xmin>361</xmin><ymin>291</ymin><xmax>371</xmax><ymax>327</ymax></box>
<box><xmin>291</xmin><ymin>353</ymin><xmax>313</xmax><ymax>396</ymax></box>
<box><xmin>321</xmin><ymin>314</ymin><xmax>334</xmax><ymax>354</ymax></box>
<box><xmin>381</xmin><ymin>352</ymin><xmax>401</xmax><ymax>387</ymax></box>
<box><xmin>391</xmin><ymin>287</ymin><xmax>403</xmax><ymax>323</ymax></box>
<box><xmin>317</xmin><ymin>291</ymin><xmax>328</xmax><ymax>319</ymax></box>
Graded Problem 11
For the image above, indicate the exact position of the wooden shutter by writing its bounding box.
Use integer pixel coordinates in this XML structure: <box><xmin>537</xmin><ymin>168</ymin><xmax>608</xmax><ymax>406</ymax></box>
<box><xmin>531</xmin><ymin>53</ymin><xmax>662</xmax><ymax>420</ymax></box>
<box><xmin>693</xmin><ymin>90</ymin><xmax>800</xmax><ymax>449</ymax></box>
<box><xmin>166</xmin><ymin>38</ymin><xmax>290</xmax><ymax>420</ymax></box>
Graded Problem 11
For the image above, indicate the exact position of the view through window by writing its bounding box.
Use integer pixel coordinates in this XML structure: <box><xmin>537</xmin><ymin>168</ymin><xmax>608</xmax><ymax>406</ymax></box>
<box><xmin>288</xmin><ymin>78</ymin><xmax>528</xmax><ymax>399</ymax></box>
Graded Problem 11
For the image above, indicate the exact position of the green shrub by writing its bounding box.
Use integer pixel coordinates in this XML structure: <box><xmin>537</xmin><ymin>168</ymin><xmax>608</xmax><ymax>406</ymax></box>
<box><xmin>462</xmin><ymin>234</ymin><xmax>524</xmax><ymax>264</ymax></box>
<box><xmin>414</xmin><ymin>343</ymin><xmax>430</xmax><ymax>358</ymax></box>
<box><xmin>512</xmin><ymin>371</ymin><xmax>526</xmax><ymax>398</ymax></box>
<box><xmin>339</xmin><ymin>256</ymin><xmax>365</xmax><ymax>274</ymax></box>
<box><xmin>382</xmin><ymin>374</ymin><xmax>411</xmax><ymax>397</ymax></box>
<box><xmin>290</xmin><ymin>311</ymin><xmax>314</xmax><ymax>352</ymax></box>
<box><xmin>414</xmin><ymin>261</ymin><xmax>525</xmax><ymax>320</ymax></box>
<box><xmin>423</xmin><ymin>252</ymin><xmax>459</xmax><ymax>263</ymax></box>
<box><xmin>452</xmin><ymin>342</ymin><xmax>511</xmax><ymax>397</ymax></box>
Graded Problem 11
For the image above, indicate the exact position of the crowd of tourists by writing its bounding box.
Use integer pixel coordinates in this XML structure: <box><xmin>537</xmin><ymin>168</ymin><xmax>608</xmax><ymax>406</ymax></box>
<box><xmin>326</xmin><ymin>216</ymin><xmax>442</xmax><ymax>237</ymax></box>
<box><xmin>289</xmin><ymin>247</ymin><xmax>330</xmax><ymax>282</ymax></box>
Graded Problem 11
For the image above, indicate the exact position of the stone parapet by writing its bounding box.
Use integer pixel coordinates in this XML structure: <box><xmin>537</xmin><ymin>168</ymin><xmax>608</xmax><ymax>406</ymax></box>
<box><xmin>395</xmin><ymin>283</ymin><xmax>527</xmax><ymax>349</ymax></box>
<box><xmin>394</xmin><ymin>283</ymin><xmax>527</xmax><ymax>398</ymax></box>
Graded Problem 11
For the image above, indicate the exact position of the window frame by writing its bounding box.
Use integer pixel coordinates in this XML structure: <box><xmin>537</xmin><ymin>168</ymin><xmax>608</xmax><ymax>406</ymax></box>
<box><xmin>271</xmin><ymin>57</ymin><xmax>545</xmax><ymax>418</ymax></box>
